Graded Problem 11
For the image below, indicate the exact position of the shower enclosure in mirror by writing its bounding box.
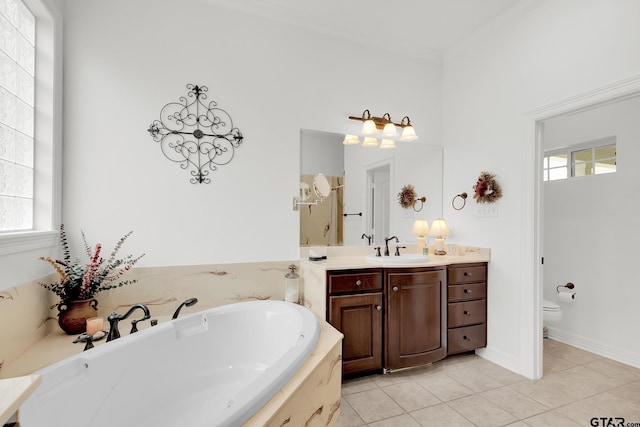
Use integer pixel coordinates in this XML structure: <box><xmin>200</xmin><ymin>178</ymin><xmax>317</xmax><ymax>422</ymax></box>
<box><xmin>300</xmin><ymin>129</ymin><xmax>443</xmax><ymax>247</ymax></box>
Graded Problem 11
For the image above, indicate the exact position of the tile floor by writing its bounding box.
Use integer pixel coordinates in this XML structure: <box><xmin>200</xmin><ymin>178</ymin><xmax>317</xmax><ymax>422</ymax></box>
<box><xmin>337</xmin><ymin>340</ymin><xmax>640</xmax><ymax>427</ymax></box>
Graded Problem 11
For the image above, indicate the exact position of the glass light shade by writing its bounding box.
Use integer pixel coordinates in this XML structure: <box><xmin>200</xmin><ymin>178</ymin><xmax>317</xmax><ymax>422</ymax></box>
<box><xmin>361</xmin><ymin>119</ymin><xmax>378</xmax><ymax>135</ymax></box>
<box><xmin>382</xmin><ymin>122</ymin><xmax>398</xmax><ymax>138</ymax></box>
<box><xmin>400</xmin><ymin>125</ymin><xmax>418</xmax><ymax>141</ymax></box>
<box><xmin>361</xmin><ymin>137</ymin><xmax>378</xmax><ymax>147</ymax></box>
<box><xmin>427</xmin><ymin>219</ymin><xmax>450</xmax><ymax>238</ymax></box>
<box><xmin>379</xmin><ymin>139</ymin><xmax>396</xmax><ymax>149</ymax></box>
<box><xmin>342</xmin><ymin>134</ymin><xmax>360</xmax><ymax>145</ymax></box>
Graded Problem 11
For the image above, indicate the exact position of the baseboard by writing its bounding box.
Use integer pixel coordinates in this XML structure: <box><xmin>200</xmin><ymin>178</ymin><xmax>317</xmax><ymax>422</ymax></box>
<box><xmin>547</xmin><ymin>326</ymin><xmax>640</xmax><ymax>369</ymax></box>
<box><xmin>475</xmin><ymin>345</ymin><xmax>527</xmax><ymax>378</ymax></box>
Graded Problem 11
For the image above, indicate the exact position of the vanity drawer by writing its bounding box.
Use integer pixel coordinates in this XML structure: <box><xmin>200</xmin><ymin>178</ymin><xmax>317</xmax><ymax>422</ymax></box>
<box><xmin>448</xmin><ymin>283</ymin><xmax>486</xmax><ymax>302</ymax></box>
<box><xmin>448</xmin><ymin>300</ymin><xmax>486</xmax><ymax>328</ymax></box>
<box><xmin>448</xmin><ymin>265</ymin><xmax>486</xmax><ymax>284</ymax></box>
<box><xmin>328</xmin><ymin>270</ymin><xmax>382</xmax><ymax>294</ymax></box>
<box><xmin>447</xmin><ymin>324</ymin><xmax>486</xmax><ymax>355</ymax></box>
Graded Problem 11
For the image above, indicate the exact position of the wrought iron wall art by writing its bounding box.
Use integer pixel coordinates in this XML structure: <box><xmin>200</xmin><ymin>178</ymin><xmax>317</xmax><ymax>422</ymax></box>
<box><xmin>147</xmin><ymin>84</ymin><xmax>243</xmax><ymax>184</ymax></box>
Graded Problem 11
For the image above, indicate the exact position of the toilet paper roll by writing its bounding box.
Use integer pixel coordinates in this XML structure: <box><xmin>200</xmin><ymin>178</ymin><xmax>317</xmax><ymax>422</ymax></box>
<box><xmin>558</xmin><ymin>291</ymin><xmax>575</xmax><ymax>303</ymax></box>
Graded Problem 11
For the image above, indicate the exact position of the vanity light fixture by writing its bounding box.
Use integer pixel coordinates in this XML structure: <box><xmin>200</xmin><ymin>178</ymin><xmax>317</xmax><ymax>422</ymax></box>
<box><xmin>361</xmin><ymin>137</ymin><xmax>379</xmax><ymax>148</ymax></box>
<box><xmin>342</xmin><ymin>134</ymin><xmax>360</xmax><ymax>145</ymax></box>
<box><xmin>346</xmin><ymin>109</ymin><xmax>418</xmax><ymax>147</ymax></box>
<box><xmin>380</xmin><ymin>139</ymin><xmax>396</xmax><ymax>149</ymax></box>
<box><xmin>428</xmin><ymin>218</ymin><xmax>450</xmax><ymax>255</ymax></box>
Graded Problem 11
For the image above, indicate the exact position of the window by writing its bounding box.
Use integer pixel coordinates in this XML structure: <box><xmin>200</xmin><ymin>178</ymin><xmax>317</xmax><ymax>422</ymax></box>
<box><xmin>0</xmin><ymin>0</ymin><xmax>35</xmax><ymax>231</ymax></box>
<box><xmin>0</xmin><ymin>0</ymin><xmax>61</xmax><ymax>255</ymax></box>
<box><xmin>543</xmin><ymin>137</ymin><xmax>616</xmax><ymax>182</ymax></box>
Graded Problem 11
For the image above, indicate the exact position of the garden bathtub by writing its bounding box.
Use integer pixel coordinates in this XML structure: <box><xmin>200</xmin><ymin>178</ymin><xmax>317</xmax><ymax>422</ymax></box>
<box><xmin>21</xmin><ymin>300</ymin><xmax>320</xmax><ymax>427</ymax></box>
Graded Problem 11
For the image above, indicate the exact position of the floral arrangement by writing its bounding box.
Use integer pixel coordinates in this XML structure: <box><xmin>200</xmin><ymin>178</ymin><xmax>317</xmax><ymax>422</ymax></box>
<box><xmin>40</xmin><ymin>225</ymin><xmax>145</xmax><ymax>305</ymax></box>
<box><xmin>473</xmin><ymin>171</ymin><xmax>503</xmax><ymax>204</ymax></box>
<box><xmin>398</xmin><ymin>184</ymin><xmax>417</xmax><ymax>209</ymax></box>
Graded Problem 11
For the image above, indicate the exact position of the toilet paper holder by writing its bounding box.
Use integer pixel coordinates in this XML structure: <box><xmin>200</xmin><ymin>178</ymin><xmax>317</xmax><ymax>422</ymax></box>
<box><xmin>556</xmin><ymin>282</ymin><xmax>575</xmax><ymax>293</ymax></box>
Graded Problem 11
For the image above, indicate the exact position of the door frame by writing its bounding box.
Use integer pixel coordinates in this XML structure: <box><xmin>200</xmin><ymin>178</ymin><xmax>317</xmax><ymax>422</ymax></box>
<box><xmin>524</xmin><ymin>74</ymin><xmax>640</xmax><ymax>379</ymax></box>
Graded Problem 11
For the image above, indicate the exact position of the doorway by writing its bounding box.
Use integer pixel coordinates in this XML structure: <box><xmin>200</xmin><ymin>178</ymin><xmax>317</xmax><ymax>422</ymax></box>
<box><xmin>366</xmin><ymin>163</ymin><xmax>390</xmax><ymax>245</ymax></box>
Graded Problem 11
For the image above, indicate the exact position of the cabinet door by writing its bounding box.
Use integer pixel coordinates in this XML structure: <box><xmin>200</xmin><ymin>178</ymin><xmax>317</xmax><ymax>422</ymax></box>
<box><xmin>329</xmin><ymin>293</ymin><xmax>383</xmax><ymax>375</ymax></box>
<box><xmin>386</xmin><ymin>269</ymin><xmax>447</xmax><ymax>369</ymax></box>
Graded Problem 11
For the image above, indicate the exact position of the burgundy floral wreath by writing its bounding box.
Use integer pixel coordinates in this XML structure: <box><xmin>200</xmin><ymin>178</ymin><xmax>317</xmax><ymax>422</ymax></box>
<box><xmin>473</xmin><ymin>171</ymin><xmax>503</xmax><ymax>204</ymax></box>
<box><xmin>398</xmin><ymin>184</ymin><xmax>427</xmax><ymax>212</ymax></box>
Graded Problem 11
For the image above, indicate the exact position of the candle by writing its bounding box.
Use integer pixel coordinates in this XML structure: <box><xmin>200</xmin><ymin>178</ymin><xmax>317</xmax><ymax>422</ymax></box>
<box><xmin>86</xmin><ymin>317</ymin><xmax>104</xmax><ymax>335</ymax></box>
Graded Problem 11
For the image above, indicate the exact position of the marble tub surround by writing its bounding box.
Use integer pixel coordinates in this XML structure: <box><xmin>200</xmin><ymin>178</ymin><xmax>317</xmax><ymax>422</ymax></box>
<box><xmin>0</xmin><ymin>260</ymin><xmax>298</xmax><ymax>378</ymax></box>
<box><xmin>245</xmin><ymin>321</ymin><xmax>343</xmax><ymax>427</ymax></box>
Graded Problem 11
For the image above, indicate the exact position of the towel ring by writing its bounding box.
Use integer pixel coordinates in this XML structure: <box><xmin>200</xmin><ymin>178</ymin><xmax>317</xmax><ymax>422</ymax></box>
<box><xmin>452</xmin><ymin>192</ymin><xmax>468</xmax><ymax>210</ymax></box>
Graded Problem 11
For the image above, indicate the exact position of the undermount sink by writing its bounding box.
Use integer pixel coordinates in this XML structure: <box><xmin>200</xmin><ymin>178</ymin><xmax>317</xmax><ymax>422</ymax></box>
<box><xmin>365</xmin><ymin>254</ymin><xmax>430</xmax><ymax>264</ymax></box>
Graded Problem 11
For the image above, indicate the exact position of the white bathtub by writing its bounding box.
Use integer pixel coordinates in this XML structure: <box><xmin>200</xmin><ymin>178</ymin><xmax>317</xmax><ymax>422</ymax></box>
<box><xmin>21</xmin><ymin>300</ymin><xmax>320</xmax><ymax>427</ymax></box>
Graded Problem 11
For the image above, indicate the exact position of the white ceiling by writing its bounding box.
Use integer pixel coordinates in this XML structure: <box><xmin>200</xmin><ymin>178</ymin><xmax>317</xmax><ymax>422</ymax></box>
<box><xmin>203</xmin><ymin>0</ymin><xmax>525</xmax><ymax>62</ymax></box>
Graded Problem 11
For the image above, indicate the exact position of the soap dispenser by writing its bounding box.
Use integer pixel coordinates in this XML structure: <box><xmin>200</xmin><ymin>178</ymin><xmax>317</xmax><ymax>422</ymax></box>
<box><xmin>284</xmin><ymin>264</ymin><xmax>300</xmax><ymax>304</ymax></box>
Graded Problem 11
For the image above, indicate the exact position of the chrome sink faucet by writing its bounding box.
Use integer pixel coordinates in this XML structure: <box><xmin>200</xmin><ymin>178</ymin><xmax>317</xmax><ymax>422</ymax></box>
<box><xmin>384</xmin><ymin>236</ymin><xmax>399</xmax><ymax>256</ymax></box>
<box><xmin>106</xmin><ymin>303</ymin><xmax>151</xmax><ymax>342</ymax></box>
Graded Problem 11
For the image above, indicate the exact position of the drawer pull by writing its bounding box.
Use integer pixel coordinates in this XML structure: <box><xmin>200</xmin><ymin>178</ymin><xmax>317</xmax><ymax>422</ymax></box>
<box><xmin>392</xmin><ymin>286</ymin><xmax>399</xmax><ymax>292</ymax></box>
<box><xmin>463</xmin><ymin>335</ymin><xmax>470</xmax><ymax>341</ymax></box>
<box><xmin>355</xmin><ymin>280</ymin><xmax>362</xmax><ymax>286</ymax></box>
<box><xmin>464</xmin><ymin>272</ymin><xmax>472</xmax><ymax>277</ymax></box>
<box><xmin>464</xmin><ymin>289</ymin><xmax>472</xmax><ymax>294</ymax></box>
<box><xmin>376</xmin><ymin>305</ymin><xmax>382</xmax><ymax>311</ymax></box>
<box><xmin>464</xmin><ymin>310</ymin><xmax>471</xmax><ymax>316</ymax></box>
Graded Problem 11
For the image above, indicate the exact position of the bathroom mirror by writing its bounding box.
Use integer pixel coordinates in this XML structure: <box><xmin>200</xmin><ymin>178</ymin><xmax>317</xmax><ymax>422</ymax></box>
<box><xmin>313</xmin><ymin>173</ymin><xmax>332</xmax><ymax>199</ymax></box>
<box><xmin>300</xmin><ymin>129</ymin><xmax>443</xmax><ymax>246</ymax></box>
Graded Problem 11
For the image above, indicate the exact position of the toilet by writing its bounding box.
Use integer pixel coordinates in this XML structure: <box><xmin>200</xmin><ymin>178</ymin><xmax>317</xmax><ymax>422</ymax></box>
<box><xmin>543</xmin><ymin>299</ymin><xmax>562</xmax><ymax>323</ymax></box>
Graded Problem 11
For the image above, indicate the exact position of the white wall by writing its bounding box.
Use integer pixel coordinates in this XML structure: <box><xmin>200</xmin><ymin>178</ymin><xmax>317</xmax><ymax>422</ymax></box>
<box><xmin>59</xmin><ymin>0</ymin><xmax>442</xmax><ymax>267</ymax></box>
<box><xmin>443</xmin><ymin>0</ymin><xmax>640</xmax><ymax>377</ymax></box>
<box><xmin>542</xmin><ymin>95</ymin><xmax>640</xmax><ymax>366</ymax></box>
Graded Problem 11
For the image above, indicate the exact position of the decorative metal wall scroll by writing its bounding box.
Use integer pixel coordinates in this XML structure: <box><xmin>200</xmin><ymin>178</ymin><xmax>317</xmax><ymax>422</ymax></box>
<box><xmin>147</xmin><ymin>84</ymin><xmax>243</xmax><ymax>184</ymax></box>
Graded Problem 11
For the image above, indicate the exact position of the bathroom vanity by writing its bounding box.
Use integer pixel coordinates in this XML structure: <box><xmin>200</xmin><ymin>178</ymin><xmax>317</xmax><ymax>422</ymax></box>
<box><xmin>301</xmin><ymin>248</ymin><xmax>489</xmax><ymax>376</ymax></box>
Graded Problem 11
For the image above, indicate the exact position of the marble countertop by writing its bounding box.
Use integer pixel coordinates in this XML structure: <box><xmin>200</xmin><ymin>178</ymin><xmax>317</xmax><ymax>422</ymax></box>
<box><xmin>300</xmin><ymin>247</ymin><xmax>490</xmax><ymax>271</ymax></box>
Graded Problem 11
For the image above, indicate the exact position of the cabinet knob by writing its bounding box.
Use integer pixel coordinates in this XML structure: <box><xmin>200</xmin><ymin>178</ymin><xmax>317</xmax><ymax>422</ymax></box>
<box><xmin>355</xmin><ymin>279</ymin><xmax>362</xmax><ymax>286</ymax></box>
<box><xmin>392</xmin><ymin>286</ymin><xmax>399</xmax><ymax>292</ymax></box>
<box><xmin>463</xmin><ymin>335</ymin><xmax>470</xmax><ymax>341</ymax></box>
<box><xmin>464</xmin><ymin>310</ymin><xmax>471</xmax><ymax>316</ymax></box>
<box><xmin>464</xmin><ymin>289</ymin><xmax>472</xmax><ymax>294</ymax></box>
<box><xmin>464</xmin><ymin>272</ymin><xmax>472</xmax><ymax>277</ymax></box>
<box><xmin>376</xmin><ymin>305</ymin><xmax>382</xmax><ymax>311</ymax></box>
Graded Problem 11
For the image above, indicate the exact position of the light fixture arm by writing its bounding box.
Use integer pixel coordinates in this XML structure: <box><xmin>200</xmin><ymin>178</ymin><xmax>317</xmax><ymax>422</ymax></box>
<box><xmin>348</xmin><ymin>109</ymin><xmax>414</xmax><ymax>130</ymax></box>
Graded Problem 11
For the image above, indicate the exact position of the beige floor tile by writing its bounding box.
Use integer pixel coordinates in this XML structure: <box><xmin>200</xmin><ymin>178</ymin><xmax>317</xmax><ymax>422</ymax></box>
<box><xmin>504</xmin><ymin>422</ymin><xmax>530</xmax><ymax>427</ymax></box>
<box><xmin>543</xmin><ymin>353</ymin><xmax>578</xmax><ymax>374</ymax></box>
<box><xmin>410</xmin><ymin>403</ymin><xmax>476</xmax><ymax>427</ymax></box>
<box><xmin>412</xmin><ymin>372</ymin><xmax>475</xmax><ymax>402</ymax></box>
<box><xmin>342</xmin><ymin>376</ymin><xmax>379</xmax><ymax>395</ymax></box>
<box><xmin>382</xmin><ymin>380</ymin><xmax>441</xmax><ymax>412</ymax></box>
<box><xmin>479</xmin><ymin>361</ymin><xmax>527</xmax><ymax>386</ymax></box>
<box><xmin>522</xmin><ymin>411</ymin><xmax>582</xmax><ymax>427</ymax></box>
<box><xmin>446</xmin><ymin>366</ymin><xmax>504</xmax><ymax>393</ymax></box>
<box><xmin>335</xmin><ymin>398</ymin><xmax>366</xmax><ymax>427</ymax></box>
<box><xmin>368</xmin><ymin>413</ymin><xmax>423</xmax><ymax>427</ymax></box>
<box><xmin>609</xmin><ymin>380</ymin><xmax>640</xmax><ymax>405</ymax></box>
<box><xmin>586</xmin><ymin>392</ymin><xmax>640</xmax><ymax>419</ymax></box>
<box><xmin>545</xmin><ymin>342</ymin><xmax>602</xmax><ymax>365</ymax></box>
<box><xmin>481</xmin><ymin>386</ymin><xmax>549</xmax><ymax>419</ymax></box>
<box><xmin>345</xmin><ymin>388</ymin><xmax>405</xmax><ymax>424</ymax></box>
<box><xmin>558</xmin><ymin>365</ymin><xmax>626</xmax><ymax>393</ymax></box>
<box><xmin>510</xmin><ymin>370</ymin><xmax>600</xmax><ymax>408</ymax></box>
<box><xmin>584</xmin><ymin>358</ymin><xmax>640</xmax><ymax>384</ymax></box>
<box><xmin>447</xmin><ymin>394</ymin><xmax>518</xmax><ymax>427</ymax></box>
<box><xmin>372</xmin><ymin>371</ymin><xmax>414</xmax><ymax>388</ymax></box>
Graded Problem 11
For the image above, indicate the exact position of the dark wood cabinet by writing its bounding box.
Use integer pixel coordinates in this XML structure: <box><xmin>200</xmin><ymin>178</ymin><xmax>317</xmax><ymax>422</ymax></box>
<box><xmin>385</xmin><ymin>268</ymin><xmax>447</xmax><ymax>369</ymax></box>
<box><xmin>447</xmin><ymin>263</ymin><xmax>488</xmax><ymax>355</ymax></box>
<box><xmin>325</xmin><ymin>262</ymin><xmax>488</xmax><ymax>376</ymax></box>
<box><xmin>327</xmin><ymin>269</ymin><xmax>383</xmax><ymax>375</ymax></box>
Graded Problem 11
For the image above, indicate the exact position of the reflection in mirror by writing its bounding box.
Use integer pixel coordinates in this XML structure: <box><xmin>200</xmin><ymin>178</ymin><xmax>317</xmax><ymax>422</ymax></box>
<box><xmin>300</xmin><ymin>129</ymin><xmax>443</xmax><ymax>247</ymax></box>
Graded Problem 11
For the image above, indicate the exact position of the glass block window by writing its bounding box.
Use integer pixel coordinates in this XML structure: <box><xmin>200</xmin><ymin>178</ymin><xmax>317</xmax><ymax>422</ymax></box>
<box><xmin>0</xmin><ymin>0</ymin><xmax>35</xmax><ymax>232</ymax></box>
<box><xmin>543</xmin><ymin>137</ymin><xmax>616</xmax><ymax>182</ymax></box>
